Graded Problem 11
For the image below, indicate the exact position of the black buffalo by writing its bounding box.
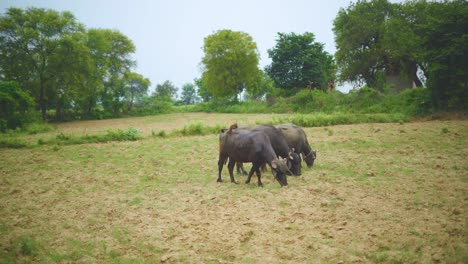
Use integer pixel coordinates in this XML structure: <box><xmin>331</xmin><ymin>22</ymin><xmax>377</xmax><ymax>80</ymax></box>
<box><xmin>275</xmin><ymin>123</ymin><xmax>316</xmax><ymax>167</ymax></box>
<box><xmin>251</xmin><ymin>124</ymin><xmax>302</xmax><ymax>176</ymax></box>
<box><xmin>226</xmin><ymin>124</ymin><xmax>302</xmax><ymax>176</ymax></box>
<box><xmin>218</xmin><ymin>124</ymin><xmax>291</xmax><ymax>187</ymax></box>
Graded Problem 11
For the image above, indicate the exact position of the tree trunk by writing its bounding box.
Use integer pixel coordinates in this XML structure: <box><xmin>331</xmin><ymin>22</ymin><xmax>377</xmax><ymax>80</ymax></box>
<box><xmin>39</xmin><ymin>79</ymin><xmax>47</xmax><ymax>121</ymax></box>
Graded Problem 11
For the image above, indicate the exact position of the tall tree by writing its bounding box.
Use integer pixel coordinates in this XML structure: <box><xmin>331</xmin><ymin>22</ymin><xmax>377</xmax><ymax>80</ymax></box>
<box><xmin>201</xmin><ymin>29</ymin><xmax>262</xmax><ymax>101</ymax></box>
<box><xmin>180</xmin><ymin>83</ymin><xmax>199</xmax><ymax>105</ymax></box>
<box><xmin>124</xmin><ymin>72</ymin><xmax>150</xmax><ymax>112</ymax></box>
<box><xmin>0</xmin><ymin>7</ymin><xmax>83</xmax><ymax>120</ymax></box>
<box><xmin>194</xmin><ymin>77</ymin><xmax>212</xmax><ymax>102</ymax></box>
<box><xmin>402</xmin><ymin>0</ymin><xmax>467</xmax><ymax>109</ymax></box>
<box><xmin>153</xmin><ymin>80</ymin><xmax>178</xmax><ymax>102</ymax></box>
<box><xmin>333</xmin><ymin>0</ymin><xmax>396</xmax><ymax>90</ymax></box>
<box><xmin>94</xmin><ymin>29</ymin><xmax>136</xmax><ymax>114</ymax></box>
<box><xmin>265</xmin><ymin>32</ymin><xmax>336</xmax><ymax>93</ymax></box>
<box><xmin>49</xmin><ymin>31</ymin><xmax>94</xmax><ymax>120</ymax></box>
<box><xmin>0</xmin><ymin>81</ymin><xmax>36</xmax><ymax>131</ymax></box>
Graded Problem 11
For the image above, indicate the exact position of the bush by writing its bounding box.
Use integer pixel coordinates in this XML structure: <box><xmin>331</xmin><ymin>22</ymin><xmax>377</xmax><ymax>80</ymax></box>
<box><xmin>266</xmin><ymin>113</ymin><xmax>409</xmax><ymax>127</ymax></box>
<box><xmin>0</xmin><ymin>138</ymin><xmax>29</xmax><ymax>148</ymax></box>
<box><xmin>0</xmin><ymin>81</ymin><xmax>38</xmax><ymax>132</ymax></box>
<box><xmin>105</xmin><ymin>127</ymin><xmax>142</xmax><ymax>141</ymax></box>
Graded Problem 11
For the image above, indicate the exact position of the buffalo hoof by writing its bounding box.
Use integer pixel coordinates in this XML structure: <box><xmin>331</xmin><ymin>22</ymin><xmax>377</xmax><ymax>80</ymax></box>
<box><xmin>231</xmin><ymin>181</ymin><xmax>238</xmax><ymax>184</ymax></box>
<box><xmin>245</xmin><ymin>180</ymin><xmax>250</xmax><ymax>184</ymax></box>
<box><xmin>217</xmin><ymin>178</ymin><xmax>222</xmax><ymax>183</ymax></box>
<box><xmin>258</xmin><ymin>183</ymin><xmax>263</xmax><ymax>187</ymax></box>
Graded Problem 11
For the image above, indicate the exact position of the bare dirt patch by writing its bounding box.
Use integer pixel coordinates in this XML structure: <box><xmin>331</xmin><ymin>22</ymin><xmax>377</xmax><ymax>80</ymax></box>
<box><xmin>0</xmin><ymin>117</ymin><xmax>466</xmax><ymax>263</ymax></box>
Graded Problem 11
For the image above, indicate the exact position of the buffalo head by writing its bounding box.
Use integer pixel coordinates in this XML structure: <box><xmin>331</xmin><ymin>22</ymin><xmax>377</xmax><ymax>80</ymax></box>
<box><xmin>304</xmin><ymin>150</ymin><xmax>317</xmax><ymax>168</ymax></box>
<box><xmin>271</xmin><ymin>158</ymin><xmax>290</xmax><ymax>187</ymax></box>
<box><xmin>286</xmin><ymin>148</ymin><xmax>302</xmax><ymax>176</ymax></box>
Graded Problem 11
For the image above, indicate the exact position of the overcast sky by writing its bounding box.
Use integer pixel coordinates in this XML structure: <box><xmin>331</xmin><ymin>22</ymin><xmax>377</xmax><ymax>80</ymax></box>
<box><xmin>2</xmin><ymin>0</ymin><xmax>367</xmax><ymax>93</ymax></box>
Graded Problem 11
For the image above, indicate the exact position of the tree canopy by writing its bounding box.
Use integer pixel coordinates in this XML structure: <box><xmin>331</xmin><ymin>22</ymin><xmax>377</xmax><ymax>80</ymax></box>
<box><xmin>153</xmin><ymin>80</ymin><xmax>178</xmax><ymax>102</ymax></box>
<box><xmin>333</xmin><ymin>0</ymin><xmax>467</xmax><ymax>109</ymax></box>
<box><xmin>201</xmin><ymin>29</ymin><xmax>262</xmax><ymax>101</ymax></box>
<box><xmin>180</xmin><ymin>83</ymin><xmax>200</xmax><ymax>105</ymax></box>
<box><xmin>0</xmin><ymin>7</ymin><xmax>146</xmax><ymax>120</ymax></box>
<box><xmin>0</xmin><ymin>7</ymin><xmax>84</xmax><ymax>120</ymax></box>
<box><xmin>265</xmin><ymin>32</ymin><xmax>336</xmax><ymax>93</ymax></box>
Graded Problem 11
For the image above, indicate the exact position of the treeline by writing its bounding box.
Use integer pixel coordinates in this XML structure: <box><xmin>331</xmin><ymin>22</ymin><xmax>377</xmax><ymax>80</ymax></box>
<box><xmin>0</xmin><ymin>8</ymin><xmax>151</xmax><ymax>123</ymax></box>
<box><xmin>1</xmin><ymin>0</ymin><xmax>466</xmax><ymax>132</ymax></box>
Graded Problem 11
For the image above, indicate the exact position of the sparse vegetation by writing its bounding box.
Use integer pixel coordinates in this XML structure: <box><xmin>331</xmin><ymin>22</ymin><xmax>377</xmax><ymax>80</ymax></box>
<box><xmin>0</xmin><ymin>114</ymin><xmax>466</xmax><ymax>263</ymax></box>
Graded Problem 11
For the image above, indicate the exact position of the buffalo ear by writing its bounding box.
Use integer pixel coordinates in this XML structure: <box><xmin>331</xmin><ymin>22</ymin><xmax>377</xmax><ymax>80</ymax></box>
<box><xmin>271</xmin><ymin>162</ymin><xmax>278</xmax><ymax>169</ymax></box>
<box><xmin>292</xmin><ymin>147</ymin><xmax>295</xmax><ymax>152</ymax></box>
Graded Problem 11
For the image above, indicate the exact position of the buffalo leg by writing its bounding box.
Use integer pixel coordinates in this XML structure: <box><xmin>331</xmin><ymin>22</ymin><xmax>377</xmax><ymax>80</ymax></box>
<box><xmin>227</xmin><ymin>159</ymin><xmax>238</xmax><ymax>184</ymax></box>
<box><xmin>246</xmin><ymin>164</ymin><xmax>258</xmax><ymax>184</ymax></box>
<box><xmin>217</xmin><ymin>155</ymin><xmax>227</xmax><ymax>182</ymax></box>
<box><xmin>236</xmin><ymin>162</ymin><xmax>248</xmax><ymax>176</ymax></box>
<box><xmin>255</xmin><ymin>167</ymin><xmax>263</xmax><ymax>187</ymax></box>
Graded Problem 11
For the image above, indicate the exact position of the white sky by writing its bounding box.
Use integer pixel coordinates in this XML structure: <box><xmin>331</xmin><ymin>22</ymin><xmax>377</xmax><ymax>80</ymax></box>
<box><xmin>1</xmin><ymin>0</ymin><xmax>382</xmax><ymax>93</ymax></box>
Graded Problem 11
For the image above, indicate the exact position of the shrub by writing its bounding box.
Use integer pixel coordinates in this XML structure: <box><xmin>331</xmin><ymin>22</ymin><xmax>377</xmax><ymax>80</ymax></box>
<box><xmin>0</xmin><ymin>81</ymin><xmax>38</xmax><ymax>132</ymax></box>
<box><xmin>0</xmin><ymin>138</ymin><xmax>29</xmax><ymax>148</ymax></box>
<box><xmin>106</xmin><ymin>127</ymin><xmax>142</xmax><ymax>141</ymax></box>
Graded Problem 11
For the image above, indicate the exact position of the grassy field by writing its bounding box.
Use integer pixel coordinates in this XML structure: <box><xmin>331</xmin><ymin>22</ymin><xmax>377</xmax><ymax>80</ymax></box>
<box><xmin>0</xmin><ymin>113</ymin><xmax>467</xmax><ymax>263</ymax></box>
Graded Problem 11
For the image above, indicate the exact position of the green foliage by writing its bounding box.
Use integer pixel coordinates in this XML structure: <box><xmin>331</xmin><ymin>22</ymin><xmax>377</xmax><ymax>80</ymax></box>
<box><xmin>266</xmin><ymin>32</ymin><xmax>336</xmax><ymax>91</ymax></box>
<box><xmin>0</xmin><ymin>138</ymin><xmax>29</xmax><ymax>149</ymax></box>
<box><xmin>41</xmin><ymin>127</ymin><xmax>143</xmax><ymax>146</ymax></box>
<box><xmin>176</xmin><ymin>86</ymin><xmax>432</xmax><ymax>117</ymax></box>
<box><xmin>180</xmin><ymin>83</ymin><xmax>200</xmax><ymax>105</ymax></box>
<box><xmin>333</xmin><ymin>0</ymin><xmax>401</xmax><ymax>90</ymax></box>
<box><xmin>263</xmin><ymin>113</ymin><xmax>408</xmax><ymax>127</ymax></box>
<box><xmin>333</xmin><ymin>0</ymin><xmax>467</xmax><ymax>110</ymax></box>
<box><xmin>0</xmin><ymin>7</ymin><xmax>84</xmax><ymax>120</ymax></box>
<box><xmin>152</xmin><ymin>130</ymin><xmax>167</xmax><ymax>138</ymax></box>
<box><xmin>133</xmin><ymin>96</ymin><xmax>174</xmax><ymax>116</ymax></box>
<box><xmin>19</xmin><ymin>236</ymin><xmax>38</xmax><ymax>256</ymax></box>
<box><xmin>111</xmin><ymin>127</ymin><xmax>141</xmax><ymax>141</ymax></box>
<box><xmin>413</xmin><ymin>0</ymin><xmax>467</xmax><ymax>110</ymax></box>
<box><xmin>201</xmin><ymin>29</ymin><xmax>262</xmax><ymax>101</ymax></box>
<box><xmin>124</xmin><ymin>72</ymin><xmax>151</xmax><ymax>112</ymax></box>
<box><xmin>173</xmin><ymin>123</ymin><xmax>224</xmax><ymax>136</ymax></box>
<box><xmin>194</xmin><ymin>78</ymin><xmax>212</xmax><ymax>102</ymax></box>
<box><xmin>153</xmin><ymin>80</ymin><xmax>178</xmax><ymax>103</ymax></box>
<box><xmin>0</xmin><ymin>81</ymin><xmax>37</xmax><ymax>132</ymax></box>
<box><xmin>0</xmin><ymin>7</ymin><xmax>146</xmax><ymax>121</ymax></box>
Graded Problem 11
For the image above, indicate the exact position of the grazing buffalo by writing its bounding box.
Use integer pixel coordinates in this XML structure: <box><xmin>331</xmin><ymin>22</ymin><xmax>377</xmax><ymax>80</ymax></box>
<box><xmin>275</xmin><ymin>123</ymin><xmax>316</xmax><ymax>167</ymax></box>
<box><xmin>251</xmin><ymin>124</ymin><xmax>302</xmax><ymax>176</ymax></box>
<box><xmin>225</xmin><ymin>124</ymin><xmax>302</xmax><ymax>176</ymax></box>
<box><xmin>218</xmin><ymin>124</ymin><xmax>291</xmax><ymax>187</ymax></box>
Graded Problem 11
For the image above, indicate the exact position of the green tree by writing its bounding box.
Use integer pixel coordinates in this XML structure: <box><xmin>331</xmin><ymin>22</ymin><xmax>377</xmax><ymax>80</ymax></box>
<box><xmin>194</xmin><ymin>78</ymin><xmax>212</xmax><ymax>102</ymax></box>
<box><xmin>0</xmin><ymin>81</ymin><xmax>36</xmax><ymax>131</ymax></box>
<box><xmin>0</xmin><ymin>7</ymin><xmax>83</xmax><ymax>120</ymax></box>
<box><xmin>96</xmin><ymin>29</ymin><xmax>136</xmax><ymax>115</ymax></box>
<box><xmin>244</xmin><ymin>71</ymin><xmax>275</xmax><ymax>101</ymax></box>
<box><xmin>180</xmin><ymin>83</ymin><xmax>200</xmax><ymax>105</ymax></box>
<box><xmin>124</xmin><ymin>72</ymin><xmax>150</xmax><ymax>112</ymax></box>
<box><xmin>201</xmin><ymin>29</ymin><xmax>262</xmax><ymax>101</ymax></box>
<box><xmin>333</xmin><ymin>0</ymin><xmax>396</xmax><ymax>90</ymax></box>
<box><xmin>265</xmin><ymin>32</ymin><xmax>336</xmax><ymax>93</ymax></box>
<box><xmin>49</xmin><ymin>31</ymin><xmax>94</xmax><ymax>120</ymax></box>
<box><xmin>403</xmin><ymin>0</ymin><xmax>467</xmax><ymax>109</ymax></box>
<box><xmin>333</xmin><ymin>0</ymin><xmax>426</xmax><ymax>92</ymax></box>
<box><xmin>153</xmin><ymin>80</ymin><xmax>178</xmax><ymax>102</ymax></box>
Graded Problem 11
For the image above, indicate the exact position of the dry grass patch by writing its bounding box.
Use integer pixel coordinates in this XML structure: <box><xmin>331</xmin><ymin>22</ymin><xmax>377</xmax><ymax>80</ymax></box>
<box><xmin>0</xmin><ymin>116</ymin><xmax>466</xmax><ymax>263</ymax></box>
